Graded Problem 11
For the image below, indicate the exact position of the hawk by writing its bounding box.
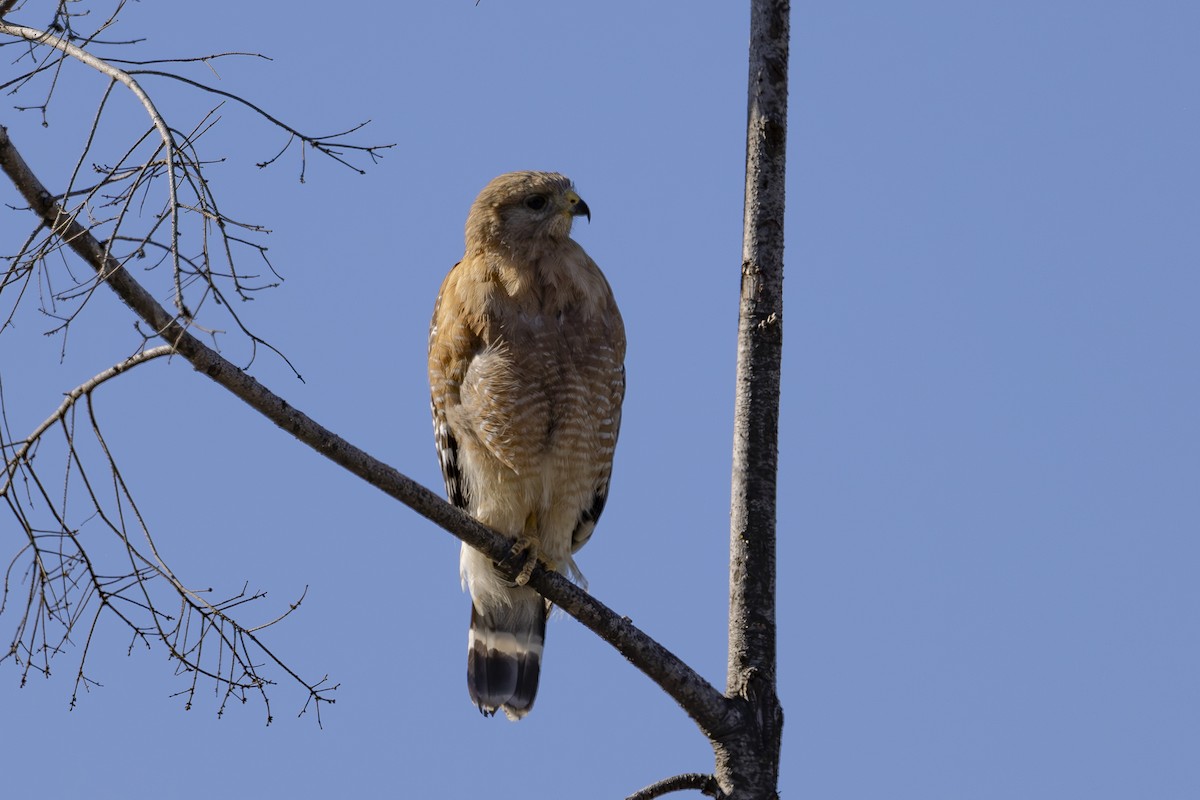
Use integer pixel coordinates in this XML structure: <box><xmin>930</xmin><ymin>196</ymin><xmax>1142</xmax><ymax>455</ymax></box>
<box><xmin>428</xmin><ymin>172</ymin><xmax>626</xmax><ymax>720</ymax></box>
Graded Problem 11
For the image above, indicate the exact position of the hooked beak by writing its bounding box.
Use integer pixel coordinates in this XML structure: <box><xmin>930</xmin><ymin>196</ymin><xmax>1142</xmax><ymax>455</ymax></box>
<box><xmin>566</xmin><ymin>191</ymin><xmax>591</xmax><ymax>223</ymax></box>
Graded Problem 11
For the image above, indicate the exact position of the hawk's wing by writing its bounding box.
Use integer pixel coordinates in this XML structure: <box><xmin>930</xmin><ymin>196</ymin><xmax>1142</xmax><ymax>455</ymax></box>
<box><xmin>432</xmin><ymin>402</ymin><xmax>467</xmax><ymax>509</ymax></box>
<box><xmin>570</xmin><ymin>357</ymin><xmax>626</xmax><ymax>554</ymax></box>
<box><xmin>429</xmin><ymin>261</ymin><xmax>474</xmax><ymax>510</ymax></box>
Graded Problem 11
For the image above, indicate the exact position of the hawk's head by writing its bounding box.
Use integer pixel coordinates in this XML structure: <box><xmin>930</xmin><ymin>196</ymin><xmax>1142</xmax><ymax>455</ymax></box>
<box><xmin>465</xmin><ymin>171</ymin><xmax>590</xmax><ymax>253</ymax></box>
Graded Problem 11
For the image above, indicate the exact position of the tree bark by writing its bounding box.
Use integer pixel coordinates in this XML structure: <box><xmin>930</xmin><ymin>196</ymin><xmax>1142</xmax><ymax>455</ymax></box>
<box><xmin>716</xmin><ymin>0</ymin><xmax>789</xmax><ymax>796</ymax></box>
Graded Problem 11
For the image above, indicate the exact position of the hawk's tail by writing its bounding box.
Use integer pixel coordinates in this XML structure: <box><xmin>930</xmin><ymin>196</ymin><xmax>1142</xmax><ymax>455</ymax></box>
<box><xmin>467</xmin><ymin>592</ymin><xmax>546</xmax><ymax>720</ymax></box>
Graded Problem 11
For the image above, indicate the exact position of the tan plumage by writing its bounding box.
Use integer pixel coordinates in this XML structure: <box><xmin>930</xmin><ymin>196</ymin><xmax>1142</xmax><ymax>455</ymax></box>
<box><xmin>428</xmin><ymin>172</ymin><xmax>626</xmax><ymax>719</ymax></box>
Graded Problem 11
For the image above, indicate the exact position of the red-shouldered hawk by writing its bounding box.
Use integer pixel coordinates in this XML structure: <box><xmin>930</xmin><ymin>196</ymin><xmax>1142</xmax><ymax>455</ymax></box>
<box><xmin>428</xmin><ymin>172</ymin><xmax>626</xmax><ymax>720</ymax></box>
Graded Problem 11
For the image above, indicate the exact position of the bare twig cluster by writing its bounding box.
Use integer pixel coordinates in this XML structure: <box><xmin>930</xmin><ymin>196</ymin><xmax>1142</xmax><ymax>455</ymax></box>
<box><xmin>0</xmin><ymin>0</ymin><xmax>390</xmax><ymax>721</ymax></box>
<box><xmin>0</xmin><ymin>0</ymin><xmax>390</xmax><ymax>368</ymax></box>
<box><xmin>0</xmin><ymin>346</ymin><xmax>337</xmax><ymax>723</ymax></box>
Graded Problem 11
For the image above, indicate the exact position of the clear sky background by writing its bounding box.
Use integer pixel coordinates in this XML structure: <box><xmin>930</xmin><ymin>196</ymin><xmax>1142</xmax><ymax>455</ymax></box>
<box><xmin>2</xmin><ymin>1</ymin><xmax>1197</xmax><ymax>798</ymax></box>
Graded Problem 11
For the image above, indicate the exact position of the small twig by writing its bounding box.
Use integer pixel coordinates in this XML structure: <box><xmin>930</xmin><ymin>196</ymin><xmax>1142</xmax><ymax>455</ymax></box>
<box><xmin>0</xmin><ymin>345</ymin><xmax>173</xmax><ymax>496</ymax></box>
<box><xmin>626</xmin><ymin>773</ymin><xmax>724</xmax><ymax>800</ymax></box>
<box><xmin>126</xmin><ymin>69</ymin><xmax>395</xmax><ymax>175</ymax></box>
<box><xmin>106</xmin><ymin>52</ymin><xmax>273</xmax><ymax>67</ymax></box>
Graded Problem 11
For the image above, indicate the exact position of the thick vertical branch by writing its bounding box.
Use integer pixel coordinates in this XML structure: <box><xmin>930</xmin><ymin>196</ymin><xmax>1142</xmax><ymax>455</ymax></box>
<box><xmin>717</xmin><ymin>0</ymin><xmax>789</xmax><ymax>797</ymax></box>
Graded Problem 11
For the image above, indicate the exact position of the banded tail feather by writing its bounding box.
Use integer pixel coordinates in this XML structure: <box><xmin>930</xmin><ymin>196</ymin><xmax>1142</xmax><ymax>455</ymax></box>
<box><xmin>467</xmin><ymin>594</ymin><xmax>547</xmax><ymax>720</ymax></box>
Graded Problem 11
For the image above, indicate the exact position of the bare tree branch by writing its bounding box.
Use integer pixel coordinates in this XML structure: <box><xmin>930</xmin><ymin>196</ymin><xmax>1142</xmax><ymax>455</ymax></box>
<box><xmin>124</xmin><ymin>69</ymin><xmax>391</xmax><ymax>178</ymax></box>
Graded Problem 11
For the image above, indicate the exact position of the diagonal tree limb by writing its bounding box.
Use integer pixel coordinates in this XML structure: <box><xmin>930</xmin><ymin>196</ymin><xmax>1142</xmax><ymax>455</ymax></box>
<box><xmin>0</xmin><ymin>123</ymin><xmax>738</xmax><ymax>740</ymax></box>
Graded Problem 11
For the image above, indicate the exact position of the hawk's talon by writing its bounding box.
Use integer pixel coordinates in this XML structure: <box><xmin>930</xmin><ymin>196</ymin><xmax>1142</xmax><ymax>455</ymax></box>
<box><xmin>497</xmin><ymin>536</ymin><xmax>539</xmax><ymax>586</ymax></box>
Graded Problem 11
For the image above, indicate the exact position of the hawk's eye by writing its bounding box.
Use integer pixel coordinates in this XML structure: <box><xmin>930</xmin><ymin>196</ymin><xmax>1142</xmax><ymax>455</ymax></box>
<box><xmin>524</xmin><ymin>194</ymin><xmax>548</xmax><ymax>211</ymax></box>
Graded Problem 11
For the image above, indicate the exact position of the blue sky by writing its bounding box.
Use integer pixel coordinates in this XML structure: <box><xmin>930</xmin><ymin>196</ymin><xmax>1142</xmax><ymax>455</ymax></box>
<box><xmin>2</xmin><ymin>2</ymin><xmax>1198</xmax><ymax>798</ymax></box>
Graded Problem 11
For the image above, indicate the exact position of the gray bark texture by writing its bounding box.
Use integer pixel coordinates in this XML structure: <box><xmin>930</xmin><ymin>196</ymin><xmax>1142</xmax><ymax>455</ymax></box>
<box><xmin>717</xmin><ymin>0</ymin><xmax>789</xmax><ymax>797</ymax></box>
